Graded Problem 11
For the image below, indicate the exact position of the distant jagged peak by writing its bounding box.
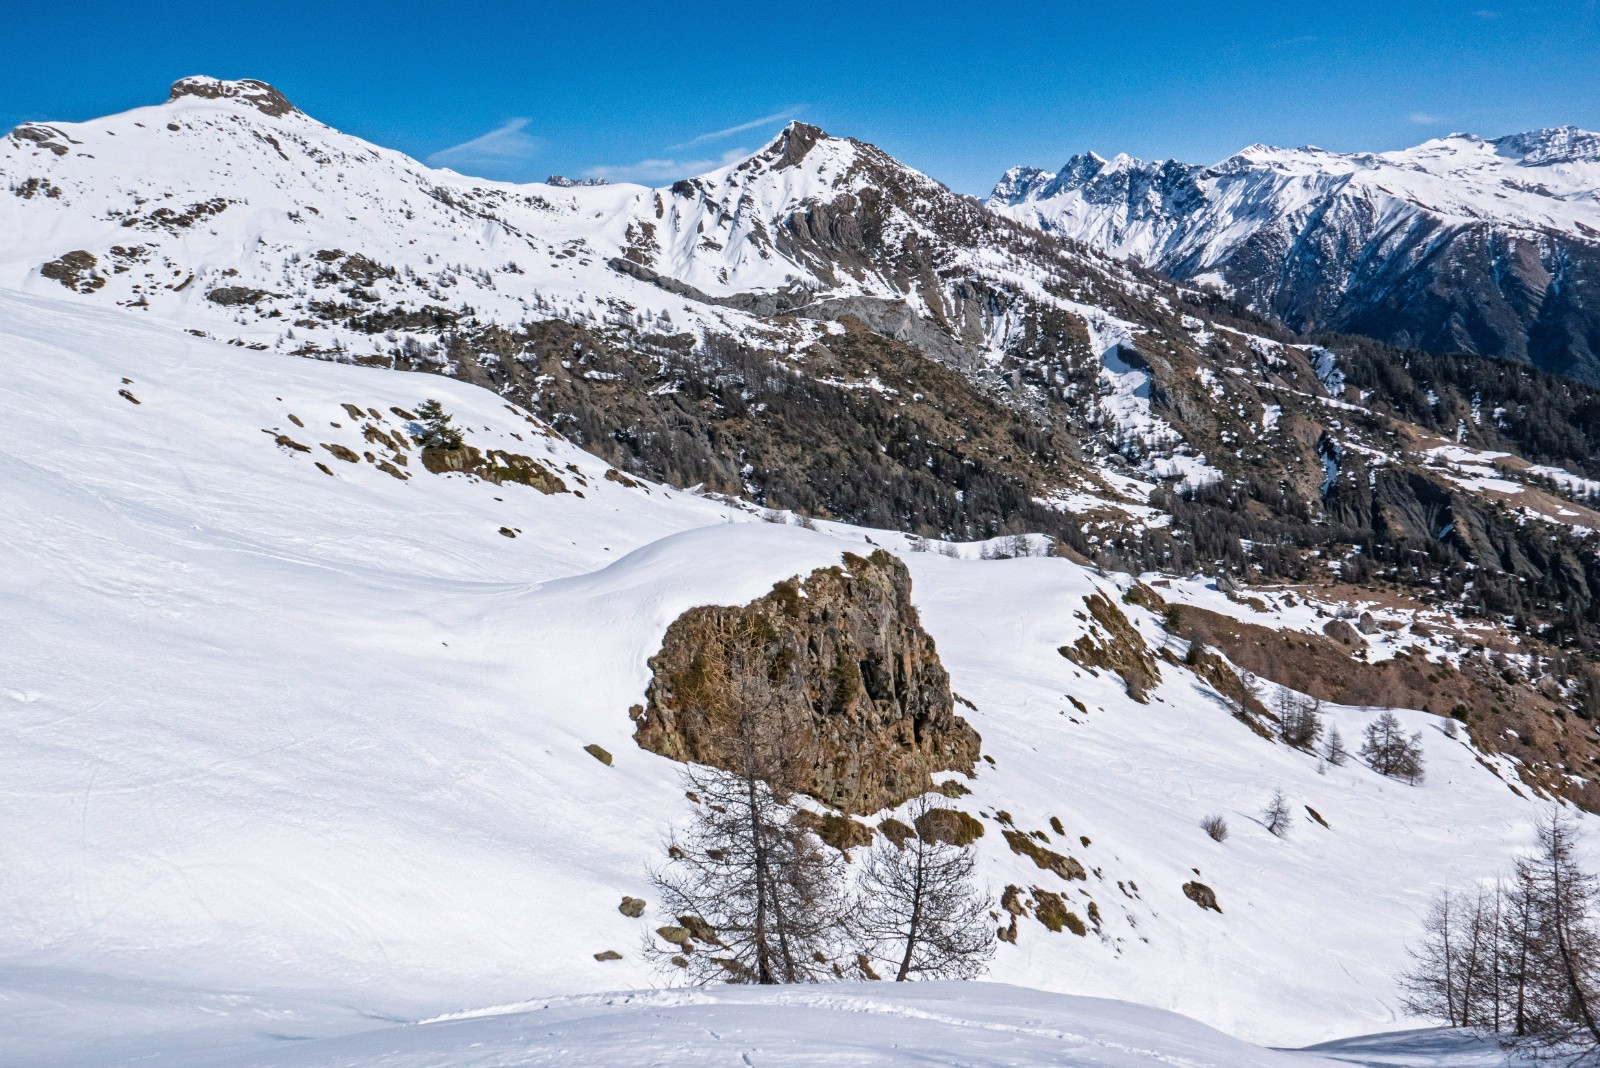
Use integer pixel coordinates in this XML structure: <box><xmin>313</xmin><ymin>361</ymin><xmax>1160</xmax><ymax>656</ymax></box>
<box><xmin>1061</xmin><ymin>150</ymin><xmax>1109</xmax><ymax>175</ymax></box>
<box><xmin>989</xmin><ymin>164</ymin><xmax>1056</xmax><ymax>204</ymax></box>
<box><xmin>990</xmin><ymin>151</ymin><xmax>1212</xmax><ymax>206</ymax></box>
<box><xmin>166</xmin><ymin>76</ymin><xmax>297</xmax><ymax>118</ymax></box>
<box><xmin>1492</xmin><ymin>125</ymin><xmax>1600</xmax><ymax>166</ymax></box>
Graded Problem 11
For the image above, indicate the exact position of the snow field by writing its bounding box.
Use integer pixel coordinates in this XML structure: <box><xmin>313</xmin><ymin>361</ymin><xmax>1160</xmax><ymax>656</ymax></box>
<box><xmin>0</xmin><ymin>288</ymin><xmax>1579</xmax><ymax>1064</ymax></box>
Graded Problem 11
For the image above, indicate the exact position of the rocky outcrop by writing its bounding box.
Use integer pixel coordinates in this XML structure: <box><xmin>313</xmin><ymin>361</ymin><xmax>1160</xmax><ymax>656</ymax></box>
<box><xmin>40</xmin><ymin>251</ymin><xmax>105</xmax><ymax>293</ymax></box>
<box><xmin>1183</xmin><ymin>881</ymin><xmax>1222</xmax><ymax>913</ymax></box>
<box><xmin>418</xmin><ymin>444</ymin><xmax>568</xmax><ymax>493</ymax></box>
<box><xmin>634</xmin><ymin>550</ymin><xmax>980</xmax><ymax>814</ymax></box>
<box><xmin>206</xmin><ymin>286</ymin><xmax>273</xmax><ymax>306</ymax></box>
<box><xmin>168</xmin><ymin>77</ymin><xmax>295</xmax><ymax>117</ymax></box>
<box><xmin>1059</xmin><ymin>591</ymin><xmax>1160</xmax><ymax>702</ymax></box>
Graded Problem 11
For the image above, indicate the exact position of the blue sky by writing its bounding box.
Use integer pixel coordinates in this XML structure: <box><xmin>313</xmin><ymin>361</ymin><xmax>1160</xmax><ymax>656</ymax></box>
<box><xmin>4</xmin><ymin>1</ymin><xmax>1596</xmax><ymax>193</ymax></box>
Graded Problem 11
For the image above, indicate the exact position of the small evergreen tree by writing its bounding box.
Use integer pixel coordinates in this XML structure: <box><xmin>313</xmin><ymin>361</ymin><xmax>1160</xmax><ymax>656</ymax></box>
<box><xmin>414</xmin><ymin>398</ymin><xmax>463</xmax><ymax>450</ymax></box>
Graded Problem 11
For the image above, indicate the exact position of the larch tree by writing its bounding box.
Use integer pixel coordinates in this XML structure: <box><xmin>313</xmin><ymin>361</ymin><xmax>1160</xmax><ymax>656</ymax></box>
<box><xmin>1361</xmin><ymin>712</ymin><xmax>1425</xmax><ymax>783</ymax></box>
<box><xmin>648</xmin><ymin>671</ymin><xmax>845</xmax><ymax>985</ymax></box>
<box><xmin>853</xmin><ymin>797</ymin><xmax>995</xmax><ymax>981</ymax></box>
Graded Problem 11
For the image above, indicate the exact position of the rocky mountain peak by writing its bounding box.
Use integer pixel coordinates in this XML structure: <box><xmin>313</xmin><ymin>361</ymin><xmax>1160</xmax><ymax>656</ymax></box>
<box><xmin>988</xmin><ymin>164</ymin><xmax>1056</xmax><ymax>204</ymax></box>
<box><xmin>167</xmin><ymin>76</ymin><xmax>296</xmax><ymax>117</ymax></box>
<box><xmin>1493</xmin><ymin>125</ymin><xmax>1600</xmax><ymax>166</ymax></box>
<box><xmin>767</xmin><ymin>120</ymin><xmax>829</xmax><ymax>170</ymax></box>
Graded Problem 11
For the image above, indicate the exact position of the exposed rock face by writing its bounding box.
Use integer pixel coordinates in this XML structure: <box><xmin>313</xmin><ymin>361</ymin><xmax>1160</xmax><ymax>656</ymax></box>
<box><xmin>1183</xmin><ymin>881</ymin><xmax>1222</xmax><ymax>913</ymax></box>
<box><xmin>40</xmin><ymin>250</ymin><xmax>105</xmax><ymax>293</ymax></box>
<box><xmin>206</xmin><ymin>285</ymin><xmax>272</xmax><ymax>306</ymax></box>
<box><xmin>168</xmin><ymin>77</ymin><xmax>295</xmax><ymax>117</ymax></box>
<box><xmin>1003</xmin><ymin>829</ymin><xmax>1086</xmax><ymax>881</ymax></box>
<box><xmin>1059</xmin><ymin>591</ymin><xmax>1160</xmax><ymax>702</ymax></box>
<box><xmin>634</xmin><ymin>550</ymin><xmax>980</xmax><ymax>814</ymax></box>
<box><xmin>770</xmin><ymin>121</ymin><xmax>826</xmax><ymax>170</ymax></box>
<box><xmin>9</xmin><ymin>125</ymin><xmax>71</xmax><ymax>156</ymax></box>
<box><xmin>914</xmin><ymin>807</ymin><xmax>984</xmax><ymax>846</ymax></box>
<box><xmin>418</xmin><ymin>444</ymin><xmax>568</xmax><ymax>493</ymax></box>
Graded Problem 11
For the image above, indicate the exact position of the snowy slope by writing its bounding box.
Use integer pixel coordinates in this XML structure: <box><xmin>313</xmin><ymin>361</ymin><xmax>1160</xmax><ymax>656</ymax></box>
<box><xmin>0</xmin><ymin>286</ymin><xmax>1586</xmax><ymax>1066</ymax></box>
<box><xmin>0</xmin><ymin>78</ymin><xmax>1040</xmax><ymax>362</ymax></box>
<box><xmin>8</xmin><ymin>977</ymin><xmax>1522</xmax><ymax>1068</ymax></box>
<box><xmin>100</xmin><ymin>984</ymin><xmax>1444</xmax><ymax>1068</ymax></box>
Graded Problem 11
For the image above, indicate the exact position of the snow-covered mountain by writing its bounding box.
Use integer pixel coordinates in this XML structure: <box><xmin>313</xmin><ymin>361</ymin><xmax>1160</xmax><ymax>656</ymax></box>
<box><xmin>11</xmin><ymin>77</ymin><xmax>1600</xmax><ymax>806</ymax></box>
<box><xmin>0</xmin><ymin>75</ymin><xmax>1065</xmax><ymax>365</ymax></box>
<box><xmin>8</xmin><ymin>77</ymin><xmax>1600</xmax><ymax>1066</ymax></box>
<box><xmin>990</xmin><ymin>128</ymin><xmax>1600</xmax><ymax>382</ymax></box>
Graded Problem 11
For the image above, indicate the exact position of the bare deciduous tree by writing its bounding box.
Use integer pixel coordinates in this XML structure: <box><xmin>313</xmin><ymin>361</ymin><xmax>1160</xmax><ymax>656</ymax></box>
<box><xmin>1361</xmin><ymin>712</ymin><xmax>1425</xmax><ymax>783</ymax></box>
<box><xmin>649</xmin><ymin>675</ymin><xmax>844</xmax><ymax>985</ymax></box>
<box><xmin>1519</xmin><ymin>812</ymin><xmax>1600</xmax><ymax>1048</ymax></box>
<box><xmin>852</xmin><ymin>798</ymin><xmax>995</xmax><ymax>981</ymax></box>
<box><xmin>1263</xmin><ymin>789</ymin><xmax>1292</xmax><ymax>838</ymax></box>
<box><xmin>1403</xmin><ymin>885</ymin><xmax>1504</xmax><ymax>1029</ymax></box>
<box><xmin>1402</xmin><ymin>889</ymin><xmax>1463</xmax><ymax>1025</ymax></box>
<box><xmin>1276</xmin><ymin>691</ymin><xmax>1324</xmax><ymax>750</ymax></box>
<box><xmin>1325</xmin><ymin>725</ymin><xmax>1349</xmax><ymax>766</ymax></box>
<box><xmin>1400</xmin><ymin>812</ymin><xmax>1600</xmax><ymax>1057</ymax></box>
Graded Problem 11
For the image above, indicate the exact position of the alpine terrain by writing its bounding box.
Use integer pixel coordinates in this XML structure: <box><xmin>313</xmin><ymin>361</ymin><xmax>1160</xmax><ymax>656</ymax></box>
<box><xmin>4</xmin><ymin>76</ymin><xmax>1600</xmax><ymax>1066</ymax></box>
<box><xmin>990</xmin><ymin>128</ymin><xmax>1600</xmax><ymax>382</ymax></box>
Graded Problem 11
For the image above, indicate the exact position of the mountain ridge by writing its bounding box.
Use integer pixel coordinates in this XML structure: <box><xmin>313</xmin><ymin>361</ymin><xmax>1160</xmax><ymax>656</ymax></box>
<box><xmin>989</xmin><ymin>126</ymin><xmax>1600</xmax><ymax>382</ymax></box>
<box><xmin>10</xmin><ymin>76</ymin><xmax>1600</xmax><ymax>807</ymax></box>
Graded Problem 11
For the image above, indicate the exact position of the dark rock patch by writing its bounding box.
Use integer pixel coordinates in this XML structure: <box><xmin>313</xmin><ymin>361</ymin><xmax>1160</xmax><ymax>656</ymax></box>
<box><xmin>635</xmin><ymin>551</ymin><xmax>979</xmax><ymax>814</ymax></box>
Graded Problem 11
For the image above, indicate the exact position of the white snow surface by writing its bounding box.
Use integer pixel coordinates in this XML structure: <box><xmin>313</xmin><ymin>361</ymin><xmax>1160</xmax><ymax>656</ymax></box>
<box><xmin>0</xmin><ymin>285</ymin><xmax>1576</xmax><ymax>1066</ymax></box>
<box><xmin>1</xmin><ymin>976</ymin><xmax>1529</xmax><ymax>1068</ymax></box>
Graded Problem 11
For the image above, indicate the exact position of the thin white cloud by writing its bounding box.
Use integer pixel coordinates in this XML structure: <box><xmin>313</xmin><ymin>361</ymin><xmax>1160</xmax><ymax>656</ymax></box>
<box><xmin>1475</xmin><ymin>8</ymin><xmax>1501</xmax><ymax>17</ymax></box>
<box><xmin>668</xmin><ymin>108</ymin><xmax>801</xmax><ymax>149</ymax></box>
<box><xmin>1409</xmin><ymin>111</ymin><xmax>1444</xmax><ymax>125</ymax></box>
<box><xmin>1268</xmin><ymin>34</ymin><xmax>1319</xmax><ymax>48</ymax></box>
<box><xmin>426</xmin><ymin>118</ymin><xmax>540</xmax><ymax>170</ymax></box>
<box><xmin>583</xmin><ymin>146</ymin><xmax>751</xmax><ymax>185</ymax></box>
